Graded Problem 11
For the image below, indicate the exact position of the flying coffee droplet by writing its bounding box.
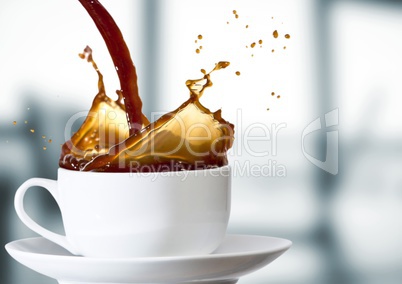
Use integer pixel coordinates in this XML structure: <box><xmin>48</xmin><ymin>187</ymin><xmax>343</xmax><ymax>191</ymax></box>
<box><xmin>235</xmin><ymin>71</ymin><xmax>241</xmax><ymax>76</ymax></box>
<box><xmin>30</xmin><ymin>129</ymin><xmax>35</xmax><ymax>133</ymax></box>
<box><xmin>273</xmin><ymin>30</ymin><xmax>278</xmax><ymax>38</ymax></box>
<box><xmin>277</xmin><ymin>95</ymin><xmax>281</xmax><ymax>99</ymax></box>
<box><xmin>251</xmin><ymin>42</ymin><xmax>256</xmax><ymax>48</ymax></box>
<box><xmin>283</xmin><ymin>46</ymin><xmax>287</xmax><ymax>49</ymax></box>
<box><xmin>196</xmin><ymin>48</ymin><xmax>200</xmax><ymax>54</ymax></box>
<box><xmin>285</xmin><ymin>34</ymin><xmax>291</xmax><ymax>39</ymax></box>
<box><xmin>246</xmin><ymin>25</ymin><xmax>249</xmax><ymax>28</ymax></box>
<box><xmin>271</xmin><ymin>92</ymin><xmax>275</xmax><ymax>96</ymax></box>
<box><xmin>43</xmin><ymin>146</ymin><xmax>47</xmax><ymax>150</ymax></box>
<box><xmin>48</xmin><ymin>139</ymin><xmax>52</xmax><ymax>143</ymax></box>
<box><xmin>12</xmin><ymin>121</ymin><xmax>17</xmax><ymax>125</ymax></box>
<box><xmin>199</xmin><ymin>46</ymin><xmax>203</xmax><ymax>50</ymax></box>
<box><xmin>195</xmin><ymin>40</ymin><xmax>198</xmax><ymax>43</ymax></box>
<box><xmin>271</xmin><ymin>49</ymin><xmax>275</xmax><ymax>53</ymax></box>
<box><xmin>227</xmin><ymin>21</ymin><xmax>230</xmax><ymax>24</ymax></box>
<box><xmin>198</xmin><ymin>34</ymin><xmax>203</xmax><ymax>40</ymax></box>
<box><xmin>215</xmin><ymin>61</ymin><xmax>230</xmax><ymax>69</ymax></box>
<box><xmin>258</xmin><ymin>39</ymin><xmax>263</xmax><ymax>44</ymax></box>
<box><xmin>267</xmin><ymin>108</ymin><xmax>270</xmax><ymax>111</ymax></box>
<box><xmin>42</xmin><ymin>135</ymin><xmax>46</xmax><ymax>139</ymax></box>
<box><xmin>24</xmin><ymin>120</ymin><xmax>28</xmax><ymax>124</ymax></box>
<box><xmin>232</xmin><ymin>10</ymin><xmax>239</xmax><ymax>19</ymax></box>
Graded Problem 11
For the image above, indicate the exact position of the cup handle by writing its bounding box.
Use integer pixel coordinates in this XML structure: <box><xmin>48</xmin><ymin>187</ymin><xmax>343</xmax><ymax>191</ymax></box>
<box><xmin>14</xmin><ymin>178</ymin><xmax>79</xmax><ymax>255</ymax></box>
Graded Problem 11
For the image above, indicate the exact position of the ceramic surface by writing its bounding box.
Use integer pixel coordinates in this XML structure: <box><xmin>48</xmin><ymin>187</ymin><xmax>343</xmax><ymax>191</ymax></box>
<box><xmin>6</xmin><ymin>234</ymin><xmax>292</xmax><ymax>284</ymax></box>
<box><xmin>15</xmin><ymin>166</ymin><xmax>231</xmax><ymax>257</ymax></box>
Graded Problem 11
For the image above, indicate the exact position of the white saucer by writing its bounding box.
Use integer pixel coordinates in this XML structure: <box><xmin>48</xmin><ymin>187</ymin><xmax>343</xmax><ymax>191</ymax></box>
<box><xmin>6</xmin><ymin>234</ymin><xmax>291</xmax><ymax>284</ymax></box>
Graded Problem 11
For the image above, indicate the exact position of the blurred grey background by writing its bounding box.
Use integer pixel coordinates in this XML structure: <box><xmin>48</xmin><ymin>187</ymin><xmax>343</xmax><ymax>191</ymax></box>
<box><xmin>1</xmin><ymin>0</ymin><xmax>402</xmax><ymax>283</ymax></box>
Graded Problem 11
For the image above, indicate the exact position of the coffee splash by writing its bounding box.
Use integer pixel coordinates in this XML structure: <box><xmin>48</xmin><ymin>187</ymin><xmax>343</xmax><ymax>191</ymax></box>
<box><xmin>59</xmin><ymin>0</ymin><xmax>234</xmax><ymax>172</ymax></box>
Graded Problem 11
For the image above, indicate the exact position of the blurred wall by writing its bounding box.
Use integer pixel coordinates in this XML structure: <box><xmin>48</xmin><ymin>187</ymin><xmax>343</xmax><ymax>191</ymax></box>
<box><xmin>1</xmin><ymin>0</ymin><xmax>402</xmax><ymax>283</ymax></box>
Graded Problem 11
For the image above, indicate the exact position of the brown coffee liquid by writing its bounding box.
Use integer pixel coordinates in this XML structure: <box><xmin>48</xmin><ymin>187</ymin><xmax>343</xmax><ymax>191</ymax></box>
<box><xmin>59</xmin><ymin>0</ymin><xmax>234</xmax><ymax>172</ymax></box>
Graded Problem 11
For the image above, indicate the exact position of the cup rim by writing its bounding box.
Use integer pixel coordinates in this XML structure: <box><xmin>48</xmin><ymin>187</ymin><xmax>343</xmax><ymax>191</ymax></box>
<box><xmin>58</xmin><ymin>165</ymin><xmax>231</xmax><ymax>176</ymax></box>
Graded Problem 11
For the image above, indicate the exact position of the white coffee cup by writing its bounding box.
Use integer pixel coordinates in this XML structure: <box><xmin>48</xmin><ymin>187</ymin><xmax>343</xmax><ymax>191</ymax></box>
<box><xmin>14</xmin><ymin>166</ymin><xmax>231</xmax><ymax>258</ymax></box>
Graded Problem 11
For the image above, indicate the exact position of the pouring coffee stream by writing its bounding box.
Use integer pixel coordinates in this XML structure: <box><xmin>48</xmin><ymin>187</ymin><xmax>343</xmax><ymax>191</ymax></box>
<box><xmin>78</xmin><ymin>0</ymin><xmax>146</xmax><ymax>134</ymax></box>
<box><xmin>59</xmin><ymin>0</ymin><xmax>234</xmax><ymax>172</ymax></box>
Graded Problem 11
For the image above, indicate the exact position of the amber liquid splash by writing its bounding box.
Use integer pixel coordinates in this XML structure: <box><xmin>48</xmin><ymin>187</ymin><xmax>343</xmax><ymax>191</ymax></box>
<box><xmin>59</xmin><ymin>0</ymin><xmax>234</xmax><ymax>172</ymax></box>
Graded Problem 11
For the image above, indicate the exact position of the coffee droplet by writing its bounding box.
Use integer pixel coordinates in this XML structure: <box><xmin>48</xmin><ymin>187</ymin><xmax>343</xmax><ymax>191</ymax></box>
<box><xmin>258</xmin><ymin>39</ymin><xmax>263</xmax><ymax>44</ymax></box>
<box><xmin>250</xmin><ymin>42</ymin><xmax>256</xmax><ymax>48</ymax></box>
<box><xmin>246</xmin><ymin>25</ymin><xmax>249</xmax><ymax>28</ymax></box>
<box><xmin>271</xmin><ymin>92</ymin><xmax>275</xmax><ymax>96</ymax></box>
<box><xmin>25</xmin><ymin>120</ymin><xmax>28</xmax><ymax>124</ymax></box>
<box><xmin>199</xmin><ymin>46</ymin><xmax>203</xmax><ymax>50</ymax></box>
<box><xmin>232</xmin><ymin>10</ymin><xmax>239</xmax><ymax>19</ymax></box>
<box><xmin>267</xmin><ymin>108</ymin><xmax>270</xmax><ymax>111</ymax></box>
<box><xmin>235</xmin><ymin>71</ymin><xmax>241</xmax><ymax>76</ymax></box>
<box><xmin>214</xmin><ymin>61</ymin><xmax>230</xmax><ymax>69</ymax></box>
<box><xmin>198</xmin><ymin>34</ymin><xmax>203</xmax><ymax>40</ymax></box>
<box><xmin>30</xmin><ymin>129</ymin><xmax>35</xmax><ymax>133</ymax></box>
<box><xmin>48</xmin><ymin>139</ymin><xmax>52</xmax><ymax>143</ymax></box>
<box><xmin>12</xmin><ymin>121</ymin><xmax>17</xmax><ymax>125</ymax></box>
<box><xmin>283</xmin><ymin>46</ymin><xmax>287</xmax><ymax>50</ymax></box>
<box><xmin>272</xmin><ymin>49</ymin><xmax>275</xmax><ymax>53</ymax></box>
<box><xmin>196</xmin><ymin>48</ymin><xmax>200</xmax><ymax>54</ymax></box>
<box><xmin>277</xmin><ymin>95</ymin><xmax>281</xmax><ymax>99</ymax></box>
<box><xmin>273</xmin><ymin>30</ymin><xmax>278</xmax><ymax>38</ymax></box>
<box><xmin>285</xmin><ymin>34</ymin><xmax>291</xmax><ymax>39</ymax></box>
<box><xmin>43</xmin><ymin>146</ymin><xmax>47</xmax><ymax>150</ymax></box>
